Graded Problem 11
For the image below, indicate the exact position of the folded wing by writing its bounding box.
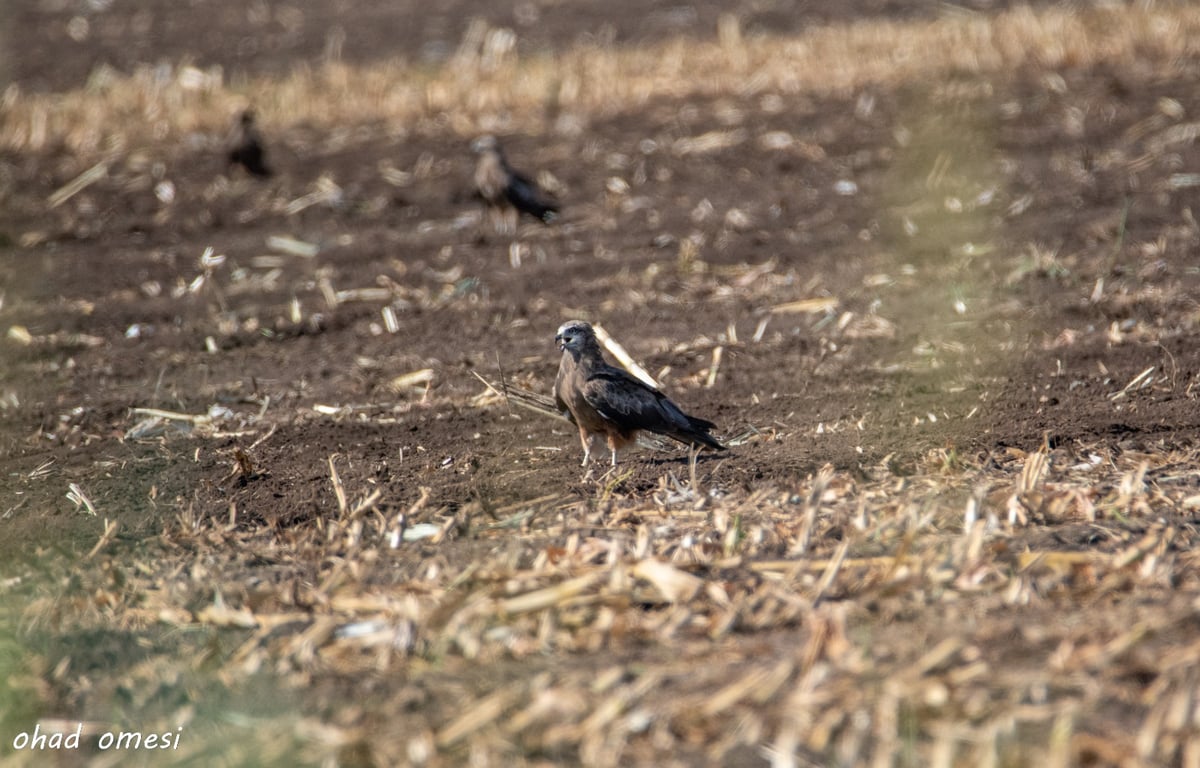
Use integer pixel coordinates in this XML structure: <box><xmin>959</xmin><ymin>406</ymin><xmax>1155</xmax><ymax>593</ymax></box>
<box><xmin>582</xmin><ymin>368</ymin><xmax>724</xmax><ymax>451</ymax></box>
<box><xmin>505</xmin><ymin>170</ymin><xmax>558</xmax><ymax>223</ymax></box>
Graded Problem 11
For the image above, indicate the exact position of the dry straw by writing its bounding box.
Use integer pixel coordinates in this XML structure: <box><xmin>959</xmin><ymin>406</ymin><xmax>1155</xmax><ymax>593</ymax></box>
<box><xmin>3</xmin><ymin>5</ymin><xmax>1198</xmax><ymax>157</ymax></box>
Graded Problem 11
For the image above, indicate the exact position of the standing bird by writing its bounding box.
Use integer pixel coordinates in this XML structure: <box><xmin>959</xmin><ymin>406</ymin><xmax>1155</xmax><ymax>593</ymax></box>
<box><xmin>553</xmin><ymin>320</ymin><xmax>726</xmax><ymax>467</ymax></box>
<box><xmin>227</xmin><ymin>110</ymin><xmax>273</xmax><ymax>178</ymax></box>
<box><xmin>472</xmin><ymin>135</ymin><xmax>558</xmax><ymax>232</ymax></box>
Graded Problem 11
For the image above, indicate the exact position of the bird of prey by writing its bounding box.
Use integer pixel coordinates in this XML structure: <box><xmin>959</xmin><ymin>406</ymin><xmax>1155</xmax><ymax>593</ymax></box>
<box><xmin>553</xmin><ymin>320</ymin><xmax>726</xmax><ymax>467</ymax></box>
<box><xmin>471</xmin><ymin>135</ymin><xmax>558</xmax><ymax>232</ymax></box>
<box><xmin>227</xmin><ymin>110</ymin><xmax>273</xmax><ymax>178</ymax></box>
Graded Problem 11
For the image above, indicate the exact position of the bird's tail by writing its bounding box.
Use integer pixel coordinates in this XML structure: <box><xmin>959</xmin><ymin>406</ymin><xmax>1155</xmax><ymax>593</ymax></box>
<box><xmin>506</xmin><ymin>179</ymin><xmax>559</xmax><ymax>224</ymax></box>
<box><xmin>523</xmin><ymin>197</ymin><xmax>558</xmax><ymax>224</ymax></box>
<box><xmin>673</xmin><ymin>416</ymin><xmax>726</xmax><ymax>452</ymax></box>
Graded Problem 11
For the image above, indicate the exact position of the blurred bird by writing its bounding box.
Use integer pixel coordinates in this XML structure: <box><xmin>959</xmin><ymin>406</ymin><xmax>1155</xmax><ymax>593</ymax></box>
<box><xmin>227</xmin><ymin>110</ymin><xmax>273</xmax><ymax>178</ymax></box>
<box><xmin>553</xmin><ymin>320</ymin><xmax>726</xmax><ymax>467</ymax></box>
<box><xmin>472</xmin><ymin>135</ymin><xmax>558</xmax><ymax>232</ymax></box>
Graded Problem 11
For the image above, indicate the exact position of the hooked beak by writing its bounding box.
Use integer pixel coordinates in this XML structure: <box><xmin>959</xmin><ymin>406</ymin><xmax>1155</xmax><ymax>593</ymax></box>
<box><xmin>554</xmin><ymin>334</ymin><xmax>565</xmax><ymax>351</ymax></box>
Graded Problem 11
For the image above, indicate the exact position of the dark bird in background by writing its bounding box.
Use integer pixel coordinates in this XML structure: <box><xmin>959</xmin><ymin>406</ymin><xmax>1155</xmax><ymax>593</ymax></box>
<box><xmin>553</xmin><ymin>320</ymin><xmax>726</xmax><ymax>467</ymax></box>
<box><xmin>227</xmin><ymin>110</ymin><xmax>273</xmax><ymax>178</ymax></box>
<box><xmin>472</xmin><ymin>134</ymin><xmax>558</xmax><ymax>232</ymax></box>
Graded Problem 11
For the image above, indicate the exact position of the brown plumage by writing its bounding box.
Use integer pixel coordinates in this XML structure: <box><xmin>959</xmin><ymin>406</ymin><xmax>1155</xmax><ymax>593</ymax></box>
<box><xmin>227</xmin><ymin>110</ymin><xmax>273</xmax><ymax>178</ymax></box>
<box><xmin>472</xmin><ymin>135</ymin><xmax>558</xmax><ymax>231</ymax></box>
<box><xmin>553</xmin><ymin>320</ymin><xmax>726</xmax><ymax>466</ymax></box>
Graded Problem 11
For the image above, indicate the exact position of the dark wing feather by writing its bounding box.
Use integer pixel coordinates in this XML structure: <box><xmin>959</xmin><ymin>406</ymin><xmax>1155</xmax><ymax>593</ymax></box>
<box><xmin>230</xmin><ymin>143</ymin><xmax>272</xmax><ymax>177</ymax></box>
<box><xmin>582</xmin><ymin>367</ymin><xmax>724</xmax><ymax>450</ymax></box>
<box><xmin>505</xmin><ymin>170</ymin><xmax>558</xmax><ymax>223</ymax></box>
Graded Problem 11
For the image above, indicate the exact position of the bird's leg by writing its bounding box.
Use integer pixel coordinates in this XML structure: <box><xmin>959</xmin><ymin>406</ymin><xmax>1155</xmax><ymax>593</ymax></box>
<box><xmin>578</xmin><ymin>426</ymin><xmax>594</xmax><ymax>467</ymax></box>
<box><xmin>607</xmin><ymin>435</ymin><xmax>619</xmax><ymax>467</ymax></box>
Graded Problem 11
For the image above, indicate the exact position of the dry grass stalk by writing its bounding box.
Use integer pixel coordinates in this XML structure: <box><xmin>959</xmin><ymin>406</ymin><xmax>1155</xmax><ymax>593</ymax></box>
<box><xmin>197</xmin><ymin>591</ymin><xmax>257</xmax><ymax>629</ymax></box>
<box><xmin>1109</xmin><ymin>365</ymin><xmax>1156</xmax><ymax>400</ymax></box>
<box><xmin>701</xmin><ymin>659</ymin><xmax>795</xmax><ymax>717</ymax></box>
<box><xmin>6</xmin><ymin>326</ymin><xmax>104</xmax><ymax>349</ymax></box>
<box><xmin>328</xmin><ymin>455</ymin><xmax>347</xmax><ymax>516</ymax></box>
<box><xmin>266</xmin><ymin>235</ymin><xmax>320</xmax><ymax>258</ymax></box>
<box><xmin>811</xmin><ymin>538</ymin><xmax>851</xmax><ymax>604</ymax></box>
<box><xmin>771</xmin><ymin>297</ymin><xmax>840</xmax><ymax>315</ymax></box>
<box><xmin>65</xmin><ymin>483</ymin><xmax>98</xmax><ymax>516</ymax></box>
<box><xmin>82</xmin><ymin>518</ymin><xmax>119</xmax><ymax>560</ymax></box>
<box><xmin>592</xmin><ymin>324</ymin><xmax>659</xmax><ymax>390</ymax></box>
<box><xmin>388</xmin><ymin>368</ymin><xmax>435</xmax><ymax>393</ymax></box>
<box><xmin>500</xmin><ymin>571</ymin><xmax>605</xmax><ymax>615</ymax></box>
<box><xmin>47</xmin><ymin>161</ymin><xmax>108</xmax><ymax>208</ymax></box>
<box><xmin>1018</xmin><ymin>448</ymin><xmax>1050</xmax><ymax>494</ymax></box>
<box><xmin>130</xmin><ymin>406</ymin><xmax>218</xmax><ymax>424</ymax></box>
<box><xmin>471</xmin><ymin>369</ymin><xmax>569</xmax><ymax>422</ymax></box>
<box><xmin>631</xmin><ymin>558</ymin><xmax>702</xmax><ymax>603</ymax></box>
<box><xmin>705</xmin><ymin>346</ymin><xmax>723</xmax><ymax>389</ymax></box>
<box><xmin>435</xmin><ymin>689</ymin><xmax>518</xmax><ymax>748</ymax></box>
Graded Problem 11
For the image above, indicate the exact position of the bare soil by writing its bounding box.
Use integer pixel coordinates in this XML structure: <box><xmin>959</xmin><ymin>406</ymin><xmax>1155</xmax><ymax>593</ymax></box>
<box><xmin>2</xmin><ymin>1</ymin><xmax>1200</xmax><ymax>766</ymax></box>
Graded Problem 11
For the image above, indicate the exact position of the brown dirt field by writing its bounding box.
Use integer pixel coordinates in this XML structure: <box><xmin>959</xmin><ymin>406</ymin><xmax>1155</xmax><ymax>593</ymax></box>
<box><xmin>3</xmin><ymin>1</ymin><xmax>1200</xmax><ymax>766</ymax></box>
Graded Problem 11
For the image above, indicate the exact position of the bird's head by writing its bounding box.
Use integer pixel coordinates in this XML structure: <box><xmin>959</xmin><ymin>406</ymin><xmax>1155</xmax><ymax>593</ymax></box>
<box><xmin>555</xmin><ymin>320</ymin><xmax>595</xmax><ymax>355</ymax></box>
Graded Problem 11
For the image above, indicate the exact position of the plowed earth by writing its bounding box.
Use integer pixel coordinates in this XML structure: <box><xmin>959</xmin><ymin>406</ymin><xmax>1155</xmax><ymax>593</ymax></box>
<box><xmin>2</xmin><ymin>1</ymin><xmax>1200</xmax><ymax>765</ymax></box>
